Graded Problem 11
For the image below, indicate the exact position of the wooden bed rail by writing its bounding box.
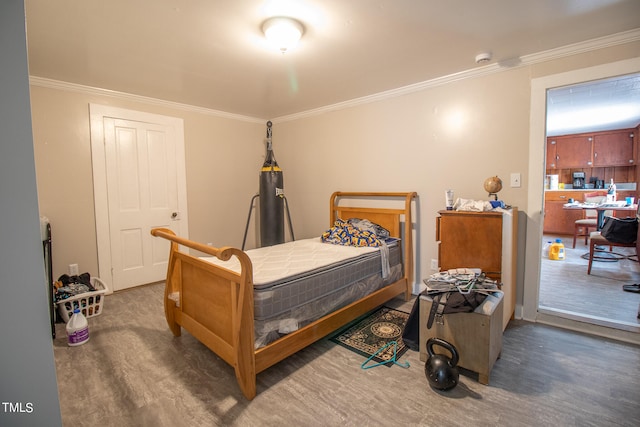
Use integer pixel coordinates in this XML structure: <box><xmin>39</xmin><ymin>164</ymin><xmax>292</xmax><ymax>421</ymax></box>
<box><xmin>151</xmin><ymin>227</ymin><xmax>257</xmax><ymax>399</ymax></box>
<box><xmin>151</xmin><ymin>228</ymin><xmax>243</xmax><ymax>261</ymax></box>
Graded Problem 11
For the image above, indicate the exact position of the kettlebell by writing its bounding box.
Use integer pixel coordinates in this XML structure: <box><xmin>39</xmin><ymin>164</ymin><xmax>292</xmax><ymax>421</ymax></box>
<box><xmin>425</xmin><ymin>337</ymin><xmax>460</xmax><ymax>391</ymax></box>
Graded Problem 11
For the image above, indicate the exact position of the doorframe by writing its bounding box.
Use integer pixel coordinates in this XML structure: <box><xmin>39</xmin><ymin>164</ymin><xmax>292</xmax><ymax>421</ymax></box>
<box><xmin>524</xmin><ymin>57</ymin><xmax>640</xmax><ymax>342</ymax></box>
<box><xmin>89</xmin><ymin>104</ymin><xmax>189</xmax><ymax>289</ymax></box>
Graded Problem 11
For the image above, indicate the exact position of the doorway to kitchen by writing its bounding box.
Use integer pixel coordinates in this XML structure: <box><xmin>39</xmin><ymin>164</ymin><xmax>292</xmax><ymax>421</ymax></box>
<box><xmin>537</xmin><ymin>70</ymin><xmax>640</xmax><ymax>334</ymax></box>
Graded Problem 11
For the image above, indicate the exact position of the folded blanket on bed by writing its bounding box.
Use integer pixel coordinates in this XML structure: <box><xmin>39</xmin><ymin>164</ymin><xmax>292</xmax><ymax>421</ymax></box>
<box><xmin>321</xmin><ymin>218</ymin><xmax>385</xmax><ymax>246</ymax></box>
<box><xmin>321</xmin><ymin>218</ymin><xmax>390</xmax><ymax>278</ymax></box>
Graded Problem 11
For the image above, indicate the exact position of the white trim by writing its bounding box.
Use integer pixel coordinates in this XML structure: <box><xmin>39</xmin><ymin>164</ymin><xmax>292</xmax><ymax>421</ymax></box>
<box><xmin>89</xmin><ymin>104</ymin><xmax>189</xmax><ymax>289</ymax></box>
<box><xmin>31</xmin><ymin>77</ymin><xmax>264</xmax><ymax>124</ymax></box>
<box><xmin>536</xmin><ymin>311</ymin><xmax>640</xmax><ymax>345</ymax></box>
<box><xmin>539</xmin><ymin>306</ymin><xmax>640</xmax><ymax>333</ymax></box>
<box><xmin>31</xmin><ymin>30</ymin><xmax>640</xmax><ymax>123</ymax></box>
<box><xmin>273</xmin><ymin>29</ymin><xmax>640</xmax><ymax>122</ymax></box>
<box><xmin>89</xmin><ymin>106</ymin><xmax>111</xmax><ymax>289</ymax></box>
<box><xmin>525</xmin><ymin>57</ymin><xmax>640</xmax><ymax>332</ymax></box>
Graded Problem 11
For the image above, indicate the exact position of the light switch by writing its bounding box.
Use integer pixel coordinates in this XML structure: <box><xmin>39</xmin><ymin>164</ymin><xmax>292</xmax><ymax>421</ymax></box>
<box><xmin>510</xmin><ymin>173</ymin><xmax>521</xmax><ymax>188</ymax></box>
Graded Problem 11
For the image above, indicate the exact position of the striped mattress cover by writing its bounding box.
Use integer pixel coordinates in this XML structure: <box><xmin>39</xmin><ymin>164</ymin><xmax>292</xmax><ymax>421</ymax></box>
<box><xmin>201</xmin><ymin>237</ymin><xmax>403</xmax><ymax>348</ymax></box>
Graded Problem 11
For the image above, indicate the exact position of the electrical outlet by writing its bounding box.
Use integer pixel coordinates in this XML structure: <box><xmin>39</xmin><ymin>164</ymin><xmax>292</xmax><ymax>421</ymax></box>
<box><xmin>69</xmin><ymin>263</ymin><xmax>79</xmax><ymax>276</ymax></box>
<box><xmin>430</xmin><ymin>259</ymin><xmax>439</xmax><ymax>270</ymax></box>
<box><xmin>510</xmin><ymin>172</ymin><xmax>521</xmax><ymax>188</ymax></box>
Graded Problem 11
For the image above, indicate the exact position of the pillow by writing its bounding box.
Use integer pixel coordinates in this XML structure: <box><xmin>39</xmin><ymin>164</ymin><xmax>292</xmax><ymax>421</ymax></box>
<box><xmin>347</xmin><ymin>218</ymin><xmax>390</xmax><ymax>239</ymax></box>
<box><xmin>321</xmin><ymin>218</ymin><xmax>383</xmax><ymax>247</ymax></box>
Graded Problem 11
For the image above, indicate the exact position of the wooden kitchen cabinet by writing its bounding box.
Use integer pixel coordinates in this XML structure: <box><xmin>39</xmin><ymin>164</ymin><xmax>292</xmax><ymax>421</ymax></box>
<box><xmin>544</xmin><ymin>200</ymin><xmax>583</xmax><ymax>235</ymax></box>
<box><xmin>547</xmin><ymin>128</ymin><xmax>637</xmax><ymax>171</ymax></box>
<box><xmin>546</xmin><ymin>138</ymin><xmax>557</xmax><ymax>169</ymax></box>
<box><xmin>544</xmin><ymin>190</ymin><xmax>588</xmax><ymax>235</ymax></box>
<box><xmin>554</xmin><ymin>135</ymin><xmax>593</xmax><ymax>168</ymax></box>
<box><xmin>593</xmin><ymin>130</ymin><xmax>635</xmax><ymax>166</ymax></box>
<box><xmin>436</xmin><ymin>209</ymin><xmax>517</xmax><ymax>328</ymax></box>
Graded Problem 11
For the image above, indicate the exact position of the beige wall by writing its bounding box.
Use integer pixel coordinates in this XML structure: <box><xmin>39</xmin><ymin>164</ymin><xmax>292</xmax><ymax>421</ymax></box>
<box><xmin>274</xmin><ymin>68</ymin><xmax>531</xmax><ymax>285</ymax></box>
<box><xmin>273</xmin><ymin>41</ymin><xmax>640</xmax><ymax>296</ymax></box>
<box><xmin>30</xmin><ymin>40</ymin><xmax>640</xmax><ymax>304</ymax></box>
<box><xmin>31</xmin><ymin>87</ymin><xmax>265</xmax><ymax>280</ymax></box>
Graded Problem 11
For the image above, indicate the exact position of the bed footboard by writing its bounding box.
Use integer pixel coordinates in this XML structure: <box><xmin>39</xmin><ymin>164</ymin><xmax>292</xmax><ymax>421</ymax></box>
<box><xmin>150</xmin><ymin>228</ymin><xmax>258</xmax><ymax>400</ymax></box>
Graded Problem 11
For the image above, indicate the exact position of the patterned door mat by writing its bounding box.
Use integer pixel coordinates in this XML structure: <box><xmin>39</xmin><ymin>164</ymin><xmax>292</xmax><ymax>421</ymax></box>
<box><xmin>329</xmin><ymin>306</ymin><xmax>410</xmax><ymax>366</ymax></box>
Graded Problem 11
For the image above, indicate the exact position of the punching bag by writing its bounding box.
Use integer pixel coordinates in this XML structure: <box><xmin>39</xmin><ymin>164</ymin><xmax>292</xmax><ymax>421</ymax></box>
<box><xmin>259</xmin><ymin>121</ymin><xmax>285</xmax><ymax>247</ymax></box>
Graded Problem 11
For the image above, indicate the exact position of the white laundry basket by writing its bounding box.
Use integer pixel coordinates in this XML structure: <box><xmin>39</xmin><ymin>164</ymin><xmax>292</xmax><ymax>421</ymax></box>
<box><xmin>57</xmin><ymin>277</ymin><xmax>108</xmax><ymax>322</ymax></box>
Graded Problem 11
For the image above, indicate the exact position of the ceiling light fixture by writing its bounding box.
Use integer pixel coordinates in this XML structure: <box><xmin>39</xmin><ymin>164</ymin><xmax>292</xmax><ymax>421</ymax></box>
<box><xmin>262</xmin><ymin>16</ymin><xmax>304</xmax><ymax>53</ymax></box>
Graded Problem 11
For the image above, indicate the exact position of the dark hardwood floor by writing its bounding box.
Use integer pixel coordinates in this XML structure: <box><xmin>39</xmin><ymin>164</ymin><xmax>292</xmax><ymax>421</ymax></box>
<box><xmin>540</xmin><ymin>234</ymin><xmax>640</xmax><ymax>328</ymax></box>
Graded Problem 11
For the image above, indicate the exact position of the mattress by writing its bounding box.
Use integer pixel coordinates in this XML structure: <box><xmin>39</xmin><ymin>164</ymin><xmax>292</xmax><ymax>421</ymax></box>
<box><xmin>201</xmin><ymin>237</ymin><xmax>403</xmax><ymax>348</ymax></box>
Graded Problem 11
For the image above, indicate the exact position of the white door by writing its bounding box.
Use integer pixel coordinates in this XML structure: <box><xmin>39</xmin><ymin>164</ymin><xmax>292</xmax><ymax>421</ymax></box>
<box><xmin>90</xmin><ymin>105</ymin><xmax>188</xmax><ymax>291</ymax></box>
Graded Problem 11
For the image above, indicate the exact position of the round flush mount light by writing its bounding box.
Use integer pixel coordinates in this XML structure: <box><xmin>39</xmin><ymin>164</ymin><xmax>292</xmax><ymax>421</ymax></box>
<box><xmin>262</xmin><ymin>16</ymin><xmax>304</xmax><ymax>53</ymax></box>
<box><xmin>475</xmin><ymin>52</ymin><xmax>492</xmax><ymax>64</ymax></box>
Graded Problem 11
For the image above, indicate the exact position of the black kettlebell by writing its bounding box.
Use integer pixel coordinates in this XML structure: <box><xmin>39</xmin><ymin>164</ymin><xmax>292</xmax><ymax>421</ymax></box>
<box><xmin>425</xmin><ymin>337</ymin><xmax>459</xmax><ymax>391</ymax></box>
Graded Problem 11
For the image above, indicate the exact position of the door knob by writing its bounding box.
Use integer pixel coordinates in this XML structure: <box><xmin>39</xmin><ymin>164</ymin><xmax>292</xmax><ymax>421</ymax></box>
<box><xmin>171</xmin><ymin>212</ymin><xmax>178</xmax><ymax>219</ymax></box>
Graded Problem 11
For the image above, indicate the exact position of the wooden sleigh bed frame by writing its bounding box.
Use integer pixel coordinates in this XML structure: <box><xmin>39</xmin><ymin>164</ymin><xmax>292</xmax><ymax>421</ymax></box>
<box><xmin>150</xmin><ymin>191</ymin><xmax>417</xmax><ymax>400</ymax></box>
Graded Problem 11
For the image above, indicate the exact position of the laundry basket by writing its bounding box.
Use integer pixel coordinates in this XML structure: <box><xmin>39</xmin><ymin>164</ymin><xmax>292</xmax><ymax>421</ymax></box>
<box><xmin>57</xmin><ymin>277</ymin><xmax>108</xmax><ymax>322</ymax></box>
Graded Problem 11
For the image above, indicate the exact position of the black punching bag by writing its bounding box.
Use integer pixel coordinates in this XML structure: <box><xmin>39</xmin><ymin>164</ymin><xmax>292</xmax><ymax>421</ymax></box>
<box><xmin>259</xmin><ymin>121</ymin><xmax>285</xmax><ymax>247</ymax></box>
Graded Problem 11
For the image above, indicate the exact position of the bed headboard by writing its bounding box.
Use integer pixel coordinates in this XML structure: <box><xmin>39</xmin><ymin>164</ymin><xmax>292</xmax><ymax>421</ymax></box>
<box><xmin>330</xmin><ymin>191</ymin><xmax>417</xmax><ymax>285</ymax></box>
<box><xmin>330</xmin><ymin>192</ymin><xmax>416</xmax><ymax>237</ymax></box>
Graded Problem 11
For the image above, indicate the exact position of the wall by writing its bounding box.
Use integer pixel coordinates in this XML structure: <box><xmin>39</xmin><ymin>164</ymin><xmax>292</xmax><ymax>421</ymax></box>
<box><xmin>273</xmin><ymin>69</ymin><xmax>531</xmax><ymax>289</ymax></box>
<box><xmin>0</xmin><ymin>1</ymin><xmax>62</xmax><ymax>425</ymax></box>
<box><xmin>30</xmin><ymin>87</ymin><xmax>266</xmax><ymax>281</ymax></box>
<box><xmin>29</xmin><ymin>36</ymin><xmax>640</xmax><ymax>308</ymax></box>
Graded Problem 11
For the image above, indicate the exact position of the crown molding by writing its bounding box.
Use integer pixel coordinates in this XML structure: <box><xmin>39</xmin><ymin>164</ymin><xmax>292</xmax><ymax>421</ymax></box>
<box><xmin>274</xmin><ymin>28</ymin><xmax>640</xmax><ymax>123</ymax></box>
<box><xmin>29</xmin><ymin>29</ymin><xmax>640</xmax><ymax>125</ymax></box>
<box><xmin>28</xmin><ymin>76</ymin><xmax>265</xmax><ymax>124</ymax></box>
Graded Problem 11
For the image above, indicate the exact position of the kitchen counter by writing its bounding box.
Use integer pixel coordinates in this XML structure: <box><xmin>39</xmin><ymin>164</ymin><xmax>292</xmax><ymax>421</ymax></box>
<box><xmin>545</xmin><ymin>186</ymin><xmax>636</xmax><ymax>192</ymax></box>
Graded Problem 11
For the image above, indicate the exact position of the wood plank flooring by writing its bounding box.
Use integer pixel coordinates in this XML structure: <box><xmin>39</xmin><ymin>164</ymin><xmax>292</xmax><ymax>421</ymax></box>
<box><xmin>540</xmin><ymin>235</ymin><xmax>640</xmax><ymax>327</ymax></box>
<box><xmin>53</xmin><ymin>282</ymin><xmax>640</xmax><ymax>426</ymax></box>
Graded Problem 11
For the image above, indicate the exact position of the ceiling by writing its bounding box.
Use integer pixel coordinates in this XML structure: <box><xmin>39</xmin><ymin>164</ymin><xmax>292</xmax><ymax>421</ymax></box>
<box><xmin>25</xmin><ymin>0</ymin><xmax>640</xmax><ymax>128</ymax></box>
<box><xmin>547</xmin><ymin>73</ymin><xmax>640</xmax><ymax>136</ymax></box>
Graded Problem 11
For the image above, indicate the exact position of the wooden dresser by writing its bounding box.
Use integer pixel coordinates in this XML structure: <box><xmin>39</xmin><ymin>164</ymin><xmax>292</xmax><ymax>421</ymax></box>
<box><xmin>436</xmin><ymin>209</ymin><xmax>518</xmax><ymax>329</ymax></box>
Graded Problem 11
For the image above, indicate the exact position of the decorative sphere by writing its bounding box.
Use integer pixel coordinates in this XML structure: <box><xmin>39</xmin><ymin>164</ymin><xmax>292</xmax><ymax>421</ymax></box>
<box><xmin>484</xmin><ymin>176</ymin><xmax>503</xmax><ymax>194</ymax></box>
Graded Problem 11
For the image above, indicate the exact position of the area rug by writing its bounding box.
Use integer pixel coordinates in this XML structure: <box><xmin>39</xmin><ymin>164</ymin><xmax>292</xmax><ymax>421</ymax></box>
<box><xmin>330</xmin><ymin>306</ymin><xmax>410</xmax><ymax>367</ymax></box>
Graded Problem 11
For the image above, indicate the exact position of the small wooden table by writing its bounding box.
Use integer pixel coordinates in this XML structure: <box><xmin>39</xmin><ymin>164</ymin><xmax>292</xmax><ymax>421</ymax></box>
<box><xmin>419</xmin><ymin>291</ymin><xmax>503</xmax><ymax>385</ymax></box>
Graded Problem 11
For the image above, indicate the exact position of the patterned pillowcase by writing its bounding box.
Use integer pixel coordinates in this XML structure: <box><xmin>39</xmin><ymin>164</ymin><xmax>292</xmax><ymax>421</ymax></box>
<box><xmin>347</xmin><ymin>218</ymin><xmax>390</xmax><ymax>239</ymax></box>
<box><xmin>321</xmin><ymin>218</ymin><xmax>385</xmax><ymax>247</ymax></box>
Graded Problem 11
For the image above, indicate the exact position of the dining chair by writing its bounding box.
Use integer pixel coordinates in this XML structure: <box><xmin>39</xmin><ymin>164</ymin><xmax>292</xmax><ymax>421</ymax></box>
<box><xmin>587</xmin><ymin>204</ymin><xmax>640</xmax><ymax>274</ymax></box>
<box><xmin>572</xmin><ymin>191</ymin><xmax>607</xmax><ymax>248</ymax></box>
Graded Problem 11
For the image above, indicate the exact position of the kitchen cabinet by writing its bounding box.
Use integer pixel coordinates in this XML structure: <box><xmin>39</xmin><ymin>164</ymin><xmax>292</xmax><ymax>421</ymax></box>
<box><xmin>593</xmin><ymin>131</ymin><xmax>634</xmax><ymax>166</ymax></box>
<box><xmin>553</xmin><ymin>135</ymin><xmax>593</xmax><ymax>168</ymax></box>
<box><xmin>544</xmin><ymin>192</ymin><xmax>584</xmax><ymax>235</ymax></box>
<box><xmin>436</xmin><ymin>209</ymin><xmax>517</xmax><ymax>328</ymax></box>
<box><xmin>547</xmin><ymin>128</ymin><xmax>637</xmax><ymax>170</ymax></box>
<box><xmin>546</xmin><ymin>138</ymin><xmax>557</xmax><ymax>169</ymax></box>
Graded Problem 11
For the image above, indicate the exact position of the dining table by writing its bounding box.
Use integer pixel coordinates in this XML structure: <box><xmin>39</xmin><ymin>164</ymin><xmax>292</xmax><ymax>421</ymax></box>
<box><xmin>563</xmin><ymin>202</ymin><xmax>638</xmax><ymax>262</ymax></box>
<box><xmin>563</xmin><ymin>202</ymin><xmax>638</xmax><ymax>230</ymax></box>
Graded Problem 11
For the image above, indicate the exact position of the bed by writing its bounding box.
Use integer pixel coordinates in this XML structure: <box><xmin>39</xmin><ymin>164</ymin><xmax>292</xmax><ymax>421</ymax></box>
<box><xmin>150</xmin><ymin>191</ymin><xmax>417</xmax><ymax>400</ymax></box>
